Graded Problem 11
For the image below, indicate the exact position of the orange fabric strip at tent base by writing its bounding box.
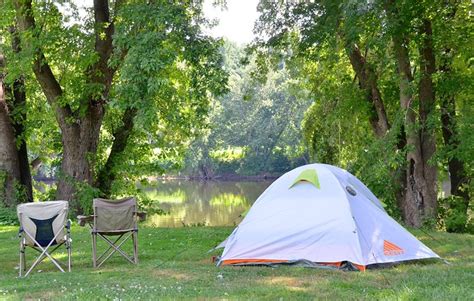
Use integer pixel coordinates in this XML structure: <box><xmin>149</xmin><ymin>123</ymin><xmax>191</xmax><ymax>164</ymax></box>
<box><xmin>220</xmin><ymin>259</ymin><xmax>366</xmax><ymax>271</ymax></box>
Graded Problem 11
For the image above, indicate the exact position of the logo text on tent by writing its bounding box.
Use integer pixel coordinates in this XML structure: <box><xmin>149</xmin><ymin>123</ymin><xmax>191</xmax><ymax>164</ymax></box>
<box><xmin>383</xmin><ymin>240</ymin><xmax>404</xmax><ymax>256</ymax></box>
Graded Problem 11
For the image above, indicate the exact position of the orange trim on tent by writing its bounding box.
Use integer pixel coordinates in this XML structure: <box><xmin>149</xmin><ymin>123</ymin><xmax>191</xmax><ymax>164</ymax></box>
<box><xmin>221</xmin><ymin>259</ymin><xmax>365</xmax><ymax>271</ymax></box>
<box><xmin>221</xmin><ymin>259</ymin><xmax>344</xmax><ymax>268</ymax></box>
<box><xmin>320</xmin><ymin>262</ymin><xmax>342</xmax><ymax>268</ymax></box>
<box><xmin>351</xmin><ymin>263</ymin><xmax>366</xmax><ymax>271</ymax></box>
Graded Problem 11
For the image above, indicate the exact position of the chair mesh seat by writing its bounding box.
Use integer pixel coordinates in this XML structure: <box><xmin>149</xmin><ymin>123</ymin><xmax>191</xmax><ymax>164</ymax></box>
<box><xmin>29</xmin><ymin>215</ymin><xmax>59</xmax><ymax>247</ymax></box>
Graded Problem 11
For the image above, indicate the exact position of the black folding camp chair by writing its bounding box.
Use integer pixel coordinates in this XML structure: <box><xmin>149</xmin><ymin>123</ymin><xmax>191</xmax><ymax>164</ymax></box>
<box><xmin>78</xmin><ymin>197</ymin><xmax>145</xmax><ymax>268</ymax></box>
<box><xmin>17</xmin><ymin>201</ymin><xmax>72</xmax><ymax>277</ymax></box>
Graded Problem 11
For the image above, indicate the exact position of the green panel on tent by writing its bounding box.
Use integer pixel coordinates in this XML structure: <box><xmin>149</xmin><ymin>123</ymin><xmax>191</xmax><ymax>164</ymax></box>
<box><xmin>289</xmin><ymin>169</ymin><xmax>320</xmax><ymax>189</ymax></box>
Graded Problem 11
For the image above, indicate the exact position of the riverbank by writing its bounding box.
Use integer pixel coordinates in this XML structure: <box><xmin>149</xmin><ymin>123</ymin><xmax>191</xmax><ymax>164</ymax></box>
<box><xmin>0</xmin><ymin>226</ymin><xmax>472</xmax><ymax>299</ymax></box>
<box><xmin>154</xmin><ymin>172</ymin><xmax>282</xmax><ymax>181</ymax></box>
<box><xmin>33</xmin><ymin>172</ymin><xmax>282</xmax><ymax>183</ymax></box>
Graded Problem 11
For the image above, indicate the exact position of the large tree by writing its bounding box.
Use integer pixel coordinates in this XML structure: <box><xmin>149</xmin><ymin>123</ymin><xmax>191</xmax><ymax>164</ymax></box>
<box><xmin>0</xmin><ymin>54</ymin><xmax>21</xmax><ymax>206</ymax></box>
<box><xmin>0</xmin><ymin>25</ymin><xmax>33</xmax><ymax>206</ymax></box>
<box><xmin>12</xmin><ymin>0</ymin><xmax>123</xmax><ymax>209</ymax></box>
<box><xmin>435</xmin><ymin>0</ymin><xmax>473</xmax><ymax>213</ymax></box>
<box><xmin>383</xmin><ymin>0</ymin><xmax>438</xmax><ymax>226</ymax></box>
<box><xmin>254</xmin><ymin>0</ymin><xmax>471</xmax><ymax>227</ymax></box>
<box><xmin>6</xmin><ymin>0</ymin><xmax>226</xmax><ymax>211</ymax></box>
<box><xmin>254</xmin><ymin>0</ymin><xmax>406</xmax><ymax>217</ymax></box>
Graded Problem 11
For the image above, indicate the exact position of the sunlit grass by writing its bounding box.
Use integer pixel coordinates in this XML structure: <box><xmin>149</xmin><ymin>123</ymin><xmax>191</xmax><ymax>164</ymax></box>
<box><xmin>0</xmin><ymin>226</ymin><xmax>16</xmax><ymax>233</ymax></box>
<box><xmin>0</xmin><ymin>225</ymin><xmax>472</xmax><ymax>299</ymax></box>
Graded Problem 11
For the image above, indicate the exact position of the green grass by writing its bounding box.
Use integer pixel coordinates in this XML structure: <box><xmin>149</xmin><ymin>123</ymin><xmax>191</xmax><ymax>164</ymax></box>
<box><xmin>0</xmin><ymin>225</ymin><xmax>473</xmax><ymax>300</ymax></box>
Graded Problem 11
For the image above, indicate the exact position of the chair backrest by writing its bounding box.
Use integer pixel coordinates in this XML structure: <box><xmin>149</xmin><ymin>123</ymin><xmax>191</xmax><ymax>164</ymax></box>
<box><xmin>93</xmin><ymin>197</ymin><xmax>137</xmax><ymax>233</ymax></box>
<box><xmin>17</xmin><ymin>201</ymin><xmax>69</xmax><ymax>247</ymax></box>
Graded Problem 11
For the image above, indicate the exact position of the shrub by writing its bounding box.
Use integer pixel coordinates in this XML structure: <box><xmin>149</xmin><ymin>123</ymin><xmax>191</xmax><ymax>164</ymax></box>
<box><xmin>0</xmin><ymin>205</ymin><xmax>18</xmax><ymax>226</ymax></box>
<box><xmin>438</xmin><ymin>195</ymin><xmax>473</xmax><ymax>234</ymax></box>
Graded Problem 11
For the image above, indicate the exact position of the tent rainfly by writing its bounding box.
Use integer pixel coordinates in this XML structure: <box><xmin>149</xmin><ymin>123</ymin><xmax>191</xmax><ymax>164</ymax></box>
<box><xmin>215</xmin><ymin>164</ymin><xmax>440</xmax><ymax>271</ymax></box>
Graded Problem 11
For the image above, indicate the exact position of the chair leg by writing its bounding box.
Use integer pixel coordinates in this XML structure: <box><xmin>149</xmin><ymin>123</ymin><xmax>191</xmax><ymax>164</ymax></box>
<box><xmin>67</xmin><ymin>220</ymin><xmax>71</xmax><ymax>272</ymax></box>
<box><xmin>67</xmin><ymin>239</ymin><xmax>72</xmax><ymax>272</ymax></box>
<box><xmin>132</xmin><ymin>231</ymin><xmax>138</xmax><ymax>264</ymax></box>
<box><xmin>97</xmin><ymin>233</ymin><xmax>135</xmax><ymax>267</ymax></box>
<box><xmin>19</xmin><ymin>241</ymin><xmax>25</xmax><ymax>277</ymax></box>
<box><xmin>20</xmin><ymin>231</ymin><xmax>69</xmax><ymax>277</ymax></box>
<box><xmin>92</xmin><ymin>233</ymin><xmax>97</xmax><ymax>268</ymax></box>
<box><xmin>96</xmin><ymin>234</ymin><xmax>124</xmax><ymax>263</ymax></box>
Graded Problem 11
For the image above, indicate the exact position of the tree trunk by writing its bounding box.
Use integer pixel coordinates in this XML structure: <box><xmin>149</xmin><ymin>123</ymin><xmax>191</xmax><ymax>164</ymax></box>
<box><xmin>263</xmin><ymin>124</ymin><xmax>286</xmax><ymax>170</ymax></box>
<box><xmin>96</xmin><ymin>107</ymin><xmax>137</xmax><ymax>197</ymax></box>
<box><xmin>438</xmin><ymin>11</ymin><xmax>469</xmax><ymax>209</ymax></box>
<box><xmin>56</xmin><ymin>105</ymin><xmax>104</xmax><ymax>210</ymax></box>
<box><xmin>8</xmin><ymin>26</ymin><xmax>33</xmax><ymax>202</ymax></box>
<box><xmin>0</xmin><ymin>61</ymin><xmax>21</xmax><ymax>207</ymax></box>
<box><xmin>417</xmin><ymin>19</ymin><xmax>438</xmax><ymax>221</ymax></box>
<box><xmin>440</xmin><ymin>96</ymin><xmax>468</xmax><ymax>198</ymax></box>
<box><xmin>8</xmin><ymin>77</ymin><xmax>33</xmax><ymax>202</ymax></box>
<box><xmin>395</xmin><ymin>125</ymin><xmax>407</xmax><ymax>210</ymax></box>
<box><xmin>346</xmin><ymin>44</ymin><xmax>390</xmax><ymax>138</ymax></box>
<box><xmin>345</xmin><ymin>43</ymin><xmax>408</xmax><ymax>211</ymax></box>
<box><xmin>389</xmin><ymin>13</ymin><xmax>438</xmax><ymax>227</ymax></box>
<box><xmin>392</xmin><ymin>35</ymin><xmax>422</xmax><ymax>226</ymax></box>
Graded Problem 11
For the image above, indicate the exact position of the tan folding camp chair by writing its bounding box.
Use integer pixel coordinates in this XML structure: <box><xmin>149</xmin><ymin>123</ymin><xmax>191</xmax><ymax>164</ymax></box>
<box><xmin>78</xmin><ymin>197</ymin><xmax>143</xmax><ymax>268</ymax></box>
<box><xmin>17</xmin><ymin>201</ymin><xmax>71</xmax><ymax>277</ymax></box>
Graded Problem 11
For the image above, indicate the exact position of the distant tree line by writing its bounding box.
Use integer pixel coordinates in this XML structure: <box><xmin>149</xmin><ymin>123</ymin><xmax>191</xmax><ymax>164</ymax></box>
<box><xmin>182</xmin><ymin>42</ymin><xmax>312</xmax><ymax>178</ymax></box>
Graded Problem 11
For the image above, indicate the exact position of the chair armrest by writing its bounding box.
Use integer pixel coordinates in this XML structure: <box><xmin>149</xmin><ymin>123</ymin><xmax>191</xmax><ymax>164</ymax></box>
<box><xmin>136</xmin><ymin>211</ymin><xmax>147</xmax><ymax>222</ymax></box>
<box><xmin>77</xmin><ymin>215</ymin><xmax>94</xmax><ymax>227</ymax></box>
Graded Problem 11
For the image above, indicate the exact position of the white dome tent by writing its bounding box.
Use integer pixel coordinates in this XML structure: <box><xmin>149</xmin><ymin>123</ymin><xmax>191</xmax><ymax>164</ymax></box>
<box><xmin>216</xmin><ymin>164</ymin><xmax>439</xmax><ymax>271</ymax></box>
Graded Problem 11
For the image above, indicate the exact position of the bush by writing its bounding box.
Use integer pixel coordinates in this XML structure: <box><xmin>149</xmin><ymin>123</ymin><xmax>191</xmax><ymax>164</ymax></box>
<box><xmin>74</xmin><ymin>181</ymin><xmax>101</xmax><ymax>215</ymax></box>
<box><xmin>438</xmin><ymin>195</ymin><xmax>473</xmax><ymax>233</ymax></box>
<box><xmin>0</xmin><ymin>205</ymin><xmax>18</xmax><ymax>226</ymax></box>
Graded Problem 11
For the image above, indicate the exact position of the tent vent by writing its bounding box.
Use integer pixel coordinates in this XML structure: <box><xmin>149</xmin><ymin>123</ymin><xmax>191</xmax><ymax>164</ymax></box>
<box><xmin>346</xmin><ymin>185</ymin><xmax>357</xmax><ymax>196</ymax></box>
<box><xmin>290</xmin><ymin>169</ymin><xmax>320</xmax><ymax>189</ymax></box>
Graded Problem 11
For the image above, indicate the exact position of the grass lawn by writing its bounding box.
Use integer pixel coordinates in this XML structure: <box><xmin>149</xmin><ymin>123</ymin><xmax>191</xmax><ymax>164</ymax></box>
<box><xmin>0</xmin><ymin>225</ymin><xmax>473</xmax><ymax>300</ymax></box>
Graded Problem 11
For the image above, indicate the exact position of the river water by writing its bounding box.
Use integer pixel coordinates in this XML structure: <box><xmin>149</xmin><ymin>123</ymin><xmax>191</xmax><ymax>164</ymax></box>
<box><xmin>142</xmin><ymin>180</ymin><xmax>274</xmax><ymax>227</ymax></box>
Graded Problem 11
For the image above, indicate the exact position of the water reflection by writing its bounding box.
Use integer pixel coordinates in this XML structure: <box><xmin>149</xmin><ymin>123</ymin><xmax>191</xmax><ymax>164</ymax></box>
<box><xmin>143</xmin><ymin>180</ymin><xmax>273</xmax><ymax>227</ymax></box>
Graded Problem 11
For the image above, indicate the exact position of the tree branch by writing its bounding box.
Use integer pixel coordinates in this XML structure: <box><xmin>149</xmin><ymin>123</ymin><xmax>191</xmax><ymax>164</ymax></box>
<box><xmin>87</xmin><ymin>0</ymin><xmax>124</xmax><ymax>103</ymax></box>
<box><xmin>14</xmin><ymin>0</ymin><xmax>73</xmax><ymax>124</ymax></box>
<box><xmin>95</xmin><ymin>107</ymin><xmax>138</xmax><ymax>197</ymax></box>
<box><xmin>346</xmin><ymin>43</ymin><xmax>390</xmax><ymax>137</ymax></box>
